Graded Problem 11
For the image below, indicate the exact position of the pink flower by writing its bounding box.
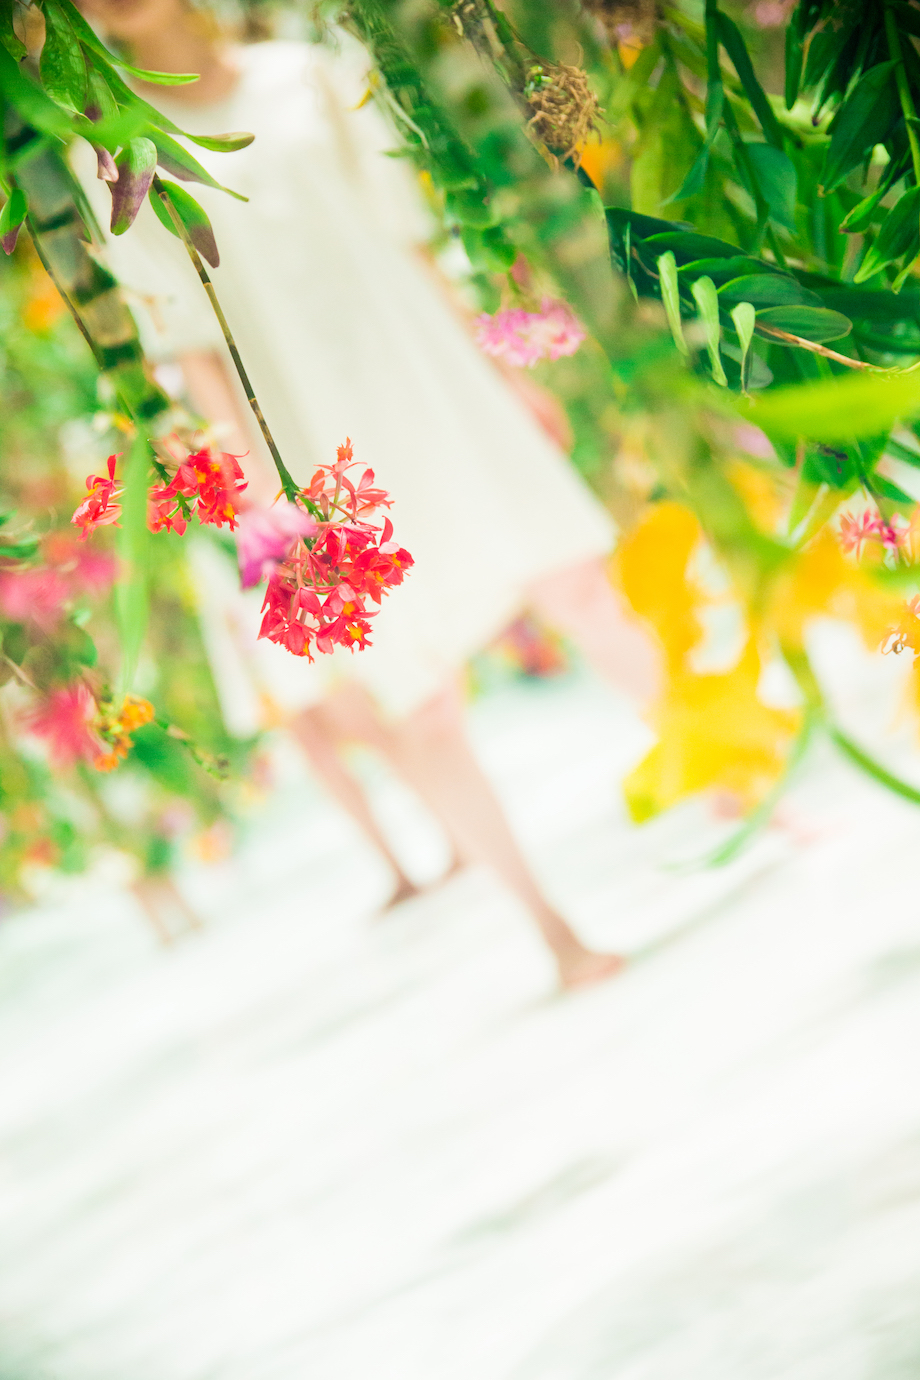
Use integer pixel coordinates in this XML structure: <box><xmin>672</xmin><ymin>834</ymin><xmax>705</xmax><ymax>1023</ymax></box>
<box><xmin>236</xmin><ymin>501</ymin><xmax>318</xmax><ymax>588</ymax></box>
<box><xmin>838</xmin><ymin>507</ymin><xmax>908</xmax><ymax>558</ymax></box>
<box><xmin>22</xmin><ymin>684</ymin><xmax>101</xmax><ymax>767</ymax></box>
<box><xmin>475</xmin><ymin>299</ymin><xmax>586</xmax><ymax>367</ymax></box>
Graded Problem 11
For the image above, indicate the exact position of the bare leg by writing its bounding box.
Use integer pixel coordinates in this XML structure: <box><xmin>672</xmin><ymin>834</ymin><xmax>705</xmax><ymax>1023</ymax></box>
<box><xmin>131</xmin><ymin>875</ymin><xmax>202</xmax><ymax>944</ymax></box>
<box><xmin>366</xmin><ymin>682</ymin><xmax>623</xmax><ymax>989</ymax></box>
<box><xmin>528</xmin><ymin>557</ymin><xmax>662</xmax><ymax>705</ymax></box>
<box><xmin>289</xmin><ymin>705</ymin><xmax>421</xmax><ymax>905</ymax></box>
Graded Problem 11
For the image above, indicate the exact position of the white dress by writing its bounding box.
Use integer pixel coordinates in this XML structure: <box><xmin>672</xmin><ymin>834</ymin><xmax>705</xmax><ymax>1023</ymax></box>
<box><xmin>76</xmin><ymin>38</ymin><xmax>614</xmax><ymax>726</ymax></box>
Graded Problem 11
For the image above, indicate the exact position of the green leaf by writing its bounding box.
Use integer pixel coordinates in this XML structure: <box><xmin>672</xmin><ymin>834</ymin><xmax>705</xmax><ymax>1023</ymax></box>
<box><xmin>0</xmin><ymin>0</ymin><xmax>26</xmax><ymax>60</ymax></box>
<box><xmin>840</xmin><ymin>157</ymin><xmax>907</xmax><ymax>233</ymax></box>
<box><xmin>657</xmin><ymin>251</ymin><xmax>689</xmax><ymax>355</ymax></box>
<box><xmin>854</xmin><ymin>186</ymin><xmax>920</xmax><ymax>283</ymax></box>
<box><xmin>150</xmin><ymin>179</ymin><xmax>220</xmax><ymax>267</ymax></box>
<box><xmin>679</xmin><ymin>255</ymin><xmax>785</xmax><ymax>282</ymax></box>
<box><xmin>745</xmin><ymin>371</ymin><xmax>920</xmax><ymax>441</ymax></box>
<box><xmin>884</xmin><ymin>434</ymin><xmax>920</xmax><ymax>467</ymax></box>
<box><xmin>730</xmin><ymin>301</ymin><xmax>756</xmax><ymax>392</ymax></box>
<box><xmin>716</xmin><ymin>12</ymin><xmax>784</xmax><ymax>149</ymax></box>
<box><xmin>830</xmin><ymin>726</ymin><xmax>920</xmax><ymax>807</ymax></box>
<box><xmin>149</xmin><ymin>129</ymin><xmax>247</xmax><ymax>201</ymax></box>
<box><xmin>823</xmin><ymin>62</ymin><xmax>900</xmax><ymax>192</ymax></box>
<box><xmin>692</xmin><ymin>275</ymin><xmax>727</xmax><ymax>386</ymax></box>
<box><xmin>0</xmin><ymin>186</ymin><xmax>27</xmax><ymax>253</ymax></box>
<box><xmin>720</xmin><ymin>274</ymin><xmax>819</xmax><ymax>307</ymax></box>
<box><xmin>645</xmin><ymin>229</ymin><xmax>742</xmax><ymax>262</ymax></box>
<box><xmin>48</xmin><ymin>0</ymin><xmax>198</xmax><ymax>85</ymax></box>
<box><xmin>756</xmin><ymin>304</ymin><xmax>852</xmax><ymax>342</ymax></box>
<box><xmin>186</xmin><ymin>131</ymin><xmax>255</xmax><ymax>153</ymax></box>
<box><xmin>745</xmin><ymin>143</ymin><xmax>797</xmax><ymax>230</ymax></box>
<box><xmin>110</xmin><ymin>136</ymin><xmax>157</xmax><ymax>234</ymax></box>
<box><xmin>39</xmin><ymin>1</ymin><xmax>87</xmax><ymax>112</ymax></box>
<box><xmin>0</xmin><ymin>39</ymin><xmax>73</xmax><ymax>139</ymax></box>
<box><xmin>785</xmin><ymin>21</ymin><xmax>803</xmax><ymax>110</ymax></box>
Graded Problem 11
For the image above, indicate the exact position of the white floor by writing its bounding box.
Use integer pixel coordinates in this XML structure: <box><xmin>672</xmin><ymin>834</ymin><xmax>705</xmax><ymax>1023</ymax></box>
<box><xmin>1</xmin><ymin>624</ymin><xmax>920</xmax><ymax>1379</ymax></box>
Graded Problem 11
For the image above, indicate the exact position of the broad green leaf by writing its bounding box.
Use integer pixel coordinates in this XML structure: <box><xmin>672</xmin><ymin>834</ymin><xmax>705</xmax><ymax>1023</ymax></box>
<box><xmin>185</xmin><ymin>131</ymin><xmax>255</xmax><ymax>153</ymax></box>
<box><xmin>840</xmin><ymin>157</ymin><xmax>907</xmax><ymax>233</ymax></box>
<box><xmin>785</xmin><ymin>21</ymin><xmax>803</xmax><ymax>110</ymax></box>
<box><xmin>716</xmin><ymin>12</ymin><xmax>784</xmax><ymax>149</ymax></box>
<box><xmin>0</xmin><ymin>0</ymin><xmax>26</xmax><ymax>60</ymax></box>
<box><xmin>745</xmin><ymin>144</ymin><xmax>797</xmax><ymax>231</ymax></box>
<box><xmin>745</xmin><ymin>371</ymin><xmax>920</xmax><ymax>441</ymax></box>
<box><xmin>150</xmin><ymin>179</ymin><xmax>220</xmax><ymax>267</ymax></box>
<box><xmin>657</xmin><ymin>250</ymin><xmax>689</xmax><ymax>355</ymax></box>
<box><xmin>720</xmin><ymin>274</ymin><xmax>819</xmax><ymax>307</ymax></box>
<box><xmin>40</xmin><ymin>1</ymin><xmax>87</xmax><ymax>112</ymax></box>
<box><xmin>0</xmin><ymin>38</ymin><xmax>73</xmax><ymax>139</ymax></box>
<box><xmin>823</xmin><ymin>62</ymin><xmax>900</xmax><ymax>192</ymax></box>
<box><xmin>692</xmin><ymin>275</ymin><xmax>727</xmax><ymax>386</ymax></box>
<box><xmin>680</xmin><ymin>255</ymin><xmax>785</xmax><ymax>281</ymax></box>
<box><xmin>854</xmin><ymin>186</ymin><xmax>920</xmax><ymax>283</ymax></box>
<box><xmin>149</xmin><ymin>129</ymin><xmax>246</xmax><ymax>201</ymax></box>
<box><xmin>645</xmin><ymin>230</ymin><xmax>742</xmax><ymax>262</ymax></box>
<box><xmin>0</xmin><ymin>186</ymin><xmax>27</xmax><ymax>254</ymax></box>
<box><xmin>50</xmin><ymin>0</ymin><xmax>198</xmax><ymax>85</ymax></box>
<box><xmin>730</xmin><ymin>301</ymin><xmax>756</xmax><ymax>392</ymax></box>
<box><xmin>756</xmin><ymin>305</ymin><xmax>852</xmax><ymax>342</ymax></box>
<box><xmin>885</xmin><ymin>434</ymin><xmax>920</xmax><ymax>468</ymax></box>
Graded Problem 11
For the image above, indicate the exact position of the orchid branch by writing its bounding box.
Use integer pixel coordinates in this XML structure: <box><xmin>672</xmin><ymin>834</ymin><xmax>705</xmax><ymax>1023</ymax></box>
<box><xmin>152</xmin><ymin>176</ymin><xmax>300</xmax><ymax>504</ymax></box>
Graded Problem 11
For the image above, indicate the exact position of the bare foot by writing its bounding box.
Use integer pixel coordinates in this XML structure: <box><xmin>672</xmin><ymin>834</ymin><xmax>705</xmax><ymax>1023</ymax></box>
<box><xmin>557</xmin><ymin>947</ymin><xmax>626</xmax><ymax>991</ymax></box>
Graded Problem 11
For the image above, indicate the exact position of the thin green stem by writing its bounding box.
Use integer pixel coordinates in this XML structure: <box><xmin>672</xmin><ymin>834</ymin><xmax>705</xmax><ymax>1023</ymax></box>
<box><xmin>830</xmin><ymin>724</ymin><xmax>920</xmax><ymax>805</ymax></box>
<box><xmin>152</xmin><ymin>177</ymin><xmax>299</xmax><ymax>503</ymax></box>
<box><xmin>885</xmin><ymin>1</ymin><xmax>920</xmax><ymax>185</ymax></box>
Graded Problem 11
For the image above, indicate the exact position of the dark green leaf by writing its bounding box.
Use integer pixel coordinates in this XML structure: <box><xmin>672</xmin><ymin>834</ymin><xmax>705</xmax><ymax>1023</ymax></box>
<box><xmin>679</xmin><ymin>255</ymin><xmax>785</xmax><ymax>281</ymax></box>
<box><xmin>720</xmin><ymin>274</ymin><xmax>819</xmax><ymax>307</ymax></box>
<box><xmin>150</xmin><ymin>179</ymin><xmax>219</xmax><ymax>267</ymax></box>
<box><xmin>644</xmin><ymin>230</ymin><xmax>743</xmax><ymax>262</ymax></box>
<box><xmin>885</xmin><ymin>434</ymin><xmax>920</xmax><ymax>467</ymax></box>
<box><xmin>756</xmin><ymin>305</ymin><xmax>852</xmax><ymax>341</ymax></box>
<box><xmin>0</xmin><ymin>0</ymin><xmax>26</xmax><ymax>60</ymax></box>
<box><xmin>39</xmin><ymin>1</ymin><xmax>87</xmax><ymax>112</ymax></box>
<box><xmin>854</xmin><ymin>186</ymin><xmax>920</xmax><ymax>282</ymax></box>
<box><xmin>0</xmin><ymin>35</ymin><xmax>73</xmax><ymax>138</ymax></box>
<box><xmin>785</xmin><ymin>21</ymin><xmax>803</xmax><ymax>109</ymax></box>
<box><xmin>716</xmin><ymin>12</ymin><xmax>784</xmax><ymax>149</ymax></box>
<box><xmin>823</xmin><ymin>62</ymin><xmax>900</xmax><ymax>192</ymax></box>
<box><xmin>745</xmin><ymin>143</ymin><xmax>797</xmax><ymax>230</ymax></box>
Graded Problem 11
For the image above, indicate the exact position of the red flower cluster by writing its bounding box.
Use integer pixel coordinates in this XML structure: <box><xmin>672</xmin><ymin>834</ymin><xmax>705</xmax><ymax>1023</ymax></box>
<box><xmin>72</xmin><ymin>455</ymin><xmax>122</xmax><ymax>539</ymax></box>
<box><xmin>258</xmin><ymin>440</ymin><xmax>413</xmax><ymax>659</ymax></box>
<box><xmin>72</xmin><ymin>447</ymin><xmax>248</xmax><ymax>541</ymax></box>
<box><xmin>148</xmin><ymin>449</ymin><xmax>248</xmax><ymax>535</ymax></box>
<box><xmin>23</xmin><ymin>684</ymin><xmax>156</xmax><ymax>771</ymax></box>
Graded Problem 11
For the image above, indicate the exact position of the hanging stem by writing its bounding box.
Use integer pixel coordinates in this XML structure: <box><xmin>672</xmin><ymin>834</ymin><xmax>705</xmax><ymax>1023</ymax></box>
<box><xmin>830</xmin><ymin>725</ymin><xmax>920</xmax><ymax>805</ymax></box>
<box><xmin>152</xmin><ymin>176</ymin><xmax>300</xmax><ymax>503</ymax></box>
<box><xmin>885</xmin><ymin>1</ymin><xmax>920</xmax><ymax>185</ymax></box>
<box><xmin>25</xmin><ymin>219</ymin><xmax>106</xmax><ymax>370</ymax></box>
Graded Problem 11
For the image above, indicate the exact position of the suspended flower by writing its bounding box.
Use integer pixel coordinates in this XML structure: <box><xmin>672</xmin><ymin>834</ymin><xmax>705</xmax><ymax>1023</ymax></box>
<box><xmin>148</xmin><ymin>447</ymin><xmax>248</xmax><ymax>534</ymax></box>
<box><xmin>258</xmin><ymin>441</ymin><xmax>412</xmax><ymax>660</ymax></box>
<box><xmin>475</xmin><ymin>299</ymin><xmax>586</xmax><ymax>367</ymax></box>
<box><xmin>71</xmin><ymin>455</ymin><xmax>122</xmax><ymax>539</ymax></box>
